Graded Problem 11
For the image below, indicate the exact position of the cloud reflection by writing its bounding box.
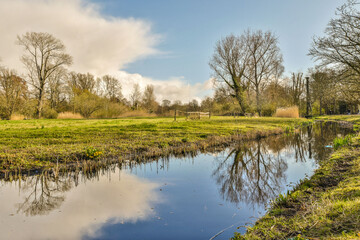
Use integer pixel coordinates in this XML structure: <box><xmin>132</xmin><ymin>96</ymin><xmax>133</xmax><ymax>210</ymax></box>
<box><xmin>0</xmin><ymin>170</ymin><xmax>161</xmax><ymax>240</ymax></box>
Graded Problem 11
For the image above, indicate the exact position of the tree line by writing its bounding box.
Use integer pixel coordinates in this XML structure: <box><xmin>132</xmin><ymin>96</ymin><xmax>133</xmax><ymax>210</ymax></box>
<box><xmin>1</xmin><ymin>0</ymin><xmax>359</xmax><ymax>120</ymax></box>
<box><xmin>209</xmin><ymin>0</ymin><xmax>360</xmax><ymax>116</ymax></box>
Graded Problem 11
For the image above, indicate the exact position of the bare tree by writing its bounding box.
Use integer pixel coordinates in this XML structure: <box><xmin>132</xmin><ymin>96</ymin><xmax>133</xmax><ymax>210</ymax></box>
<box><xmin>289</xmin><ymin>72</ymin><xmax>305</xmax><ymax>107</ymax></box>
<box><xmin>101</xmin><ymin>75</ymin><xmax>123</xmax><ymax>102</ymax></box>
<box><xmin>17</xmin><ymin>32</ymin><xmax>72</xmax><ymax>118</ymax></box>
<box><xmin>309</xmin><ymin>1</ymin><xmax>360</xmax><ymax>73</ymax></box>
<box><xmin>209</xmin><ymin>34</ymin><xmax>250</xmax><ymax>114</ymax></box>
<box><xmin>68</xmin><ymin>72</ymin><xmax>96</xmax><ymax>95</ymax></box>
<box><xmin>309</xmin><ymin>68</ymin><xmax>336</xmax><ymax>115</ymax></box>
<box><xmin>47</xmin><ymin>67</ymin><xmax>67</xmax><ymax>110</ymax></box>
<box><xmin>0</xmin><ymin>68</ymin><xmax>27</xmax><ymax>119</ymax></box>
<box><xmin>244</xmin><ymin>30</ymin><xmax>284</xmax><ymax>115</ymax></box>
<box><xmin>142</xmin><ymin>84</ymin><xmax>157</xmax><ymax>113</ymax></box>
<box><xmin>129</xmin><ymin>83</ymin><xmax>142</xmax><ymax>110</ymax></box>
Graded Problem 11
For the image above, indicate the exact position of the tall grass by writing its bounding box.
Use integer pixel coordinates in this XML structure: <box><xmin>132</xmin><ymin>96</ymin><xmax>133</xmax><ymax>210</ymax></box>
<box><xmin>274</xmin><ymin>106</ymin><xmax>299</xmax><ymax>118</ymax></box>
<box><xmin>10</xmin><ymin>114</ymin><xmax>26</xmax><ymax>120</ymax></box>
<box><xmin>57</xmin><ymin>112</ymin><xmax>83</xmax><ymax>119</ymax></box>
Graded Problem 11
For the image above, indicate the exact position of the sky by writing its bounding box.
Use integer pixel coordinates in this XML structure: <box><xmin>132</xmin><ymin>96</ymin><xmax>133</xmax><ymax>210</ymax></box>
<box><xmin>0</xmin><ymin>0</ymin><xmax>348</xmax><ymax>102</ymax></box>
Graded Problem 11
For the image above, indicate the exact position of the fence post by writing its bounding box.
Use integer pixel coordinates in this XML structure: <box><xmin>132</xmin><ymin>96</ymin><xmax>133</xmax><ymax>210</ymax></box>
<box><xmin>174</xmin><ymin>109</ymin><xmax>177</xmax><ymax>121</ymax></box>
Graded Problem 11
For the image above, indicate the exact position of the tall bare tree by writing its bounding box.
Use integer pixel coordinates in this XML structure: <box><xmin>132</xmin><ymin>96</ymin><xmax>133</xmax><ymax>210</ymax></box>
<box><xmin>17</xmin><ymin>32</ymin><xmax>72</xmax><ymax>118</ymax></box>
<box><xmin>209</xmin><ymin>34</ymin><xmax>250</xmax><ymax>114</ymax></box>
<box><xmin>309</xmin><ymin>1</ymin><xmax>360</xmax><ymax>73</ymax></box>
<box><xmin>244</xmin><ymin>30</ymin><xmax>284</xmax><ymax>115</ymax></box>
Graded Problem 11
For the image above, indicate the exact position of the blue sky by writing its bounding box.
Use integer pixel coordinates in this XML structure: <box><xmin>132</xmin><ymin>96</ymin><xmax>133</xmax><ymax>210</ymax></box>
<box><xmin>91</xmin><ymin>0</ymin><xmax>347</xmax><ymax>85</ymax></box>
<box><xmin>0</xmin><ymin>0</ymin><xmax>348</xmax><ymax>101</ymax></box>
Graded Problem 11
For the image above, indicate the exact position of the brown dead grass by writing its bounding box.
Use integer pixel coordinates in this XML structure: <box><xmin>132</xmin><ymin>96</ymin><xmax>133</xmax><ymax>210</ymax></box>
<box><xmin>57</xmin><ymin>112</ymin><xmax>83</xmax><ymax>119</ymax></box>
<box><xmin>274</xmin><ymin>106</ymin><xmax>299</xmax><ymax>118</ymax></box>
<box><xmin>10</xmin><ymin>114</ymin><xmax>26</xmax><ymax>120</ymax></box>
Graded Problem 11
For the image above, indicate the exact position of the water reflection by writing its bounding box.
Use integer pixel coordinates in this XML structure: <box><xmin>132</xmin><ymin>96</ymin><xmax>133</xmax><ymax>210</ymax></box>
<box><xmin>212</xmin><ymin>122</ymin><xmax>354</xmax><ymax>206</ymax></box>
<box><xmin>0</xmin><ymin>121</ymin><xmax>354</xmax><ymax>240</ymax></box>
<box><xmin>0</xmin><ymin>169</ymin><xmax>160</xmax><ymax>240</ymax></box>
<box><xmin>212</xmin><ymin>139</ymin><xmax>287</xmax><ymax>206</ymax></box>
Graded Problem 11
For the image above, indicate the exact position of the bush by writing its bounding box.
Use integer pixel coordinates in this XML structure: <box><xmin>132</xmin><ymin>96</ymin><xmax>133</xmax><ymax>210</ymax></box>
<box><xmin>92</xmin><ymin>102</ymin><xmax>127</xmax><ymax>118</ymax></box>
<box><xmin>261</xmin><ymin>104</ymin><xmax>276</xmax><ymax>116</ymax></box>
<box><xmin>74</xmin><ymin>92</ymin><xmax>103</xmax><ymax>118</ymax></box>
<box><xmin>42</xmin><ymin>108</ymin><xmax>58</xmax><ymax>119</ymax></box>
<box><xmin>274</xmin><ymin>106</ymin><xmax>299</xmax><ymax>118</ymax></box>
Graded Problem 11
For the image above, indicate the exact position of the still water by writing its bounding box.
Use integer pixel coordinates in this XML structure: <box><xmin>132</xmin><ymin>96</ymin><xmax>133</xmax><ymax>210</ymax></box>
<box><xmin>0</xmin><ymin>122</ymin><xmax>354</xmax><ymax>240</ymax></box>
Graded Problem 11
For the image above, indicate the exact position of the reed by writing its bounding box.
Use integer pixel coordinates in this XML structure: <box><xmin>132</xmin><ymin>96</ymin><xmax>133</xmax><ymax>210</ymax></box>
<box><xmin>57</xmin><ymin>112</ymin><xmax>83</xmax><ymax>119</ymax></box>
<box><xmin>10</xmin><ymin>114</ymin><xmax>26</xmax><ymax>120</ymax></box>
<box><xmin>274</xmin><ymin>106</ymin><xmax>299</xmax><ymax>118</ymax></box>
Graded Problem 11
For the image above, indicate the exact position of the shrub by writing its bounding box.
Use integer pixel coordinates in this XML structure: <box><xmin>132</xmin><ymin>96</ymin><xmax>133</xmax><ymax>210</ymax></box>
<box><xmin>261</xmin><ymin>104</ymin><xmax>276</xmax><ymax>116</ymax></box>
<box><xmin>92</xmin><ymin>102</ymin><xmax>127</xmax><ymax>118</ymax></box>
<box><xmin>274</xmin><ymin>106</ymin><xmax>299</xmax><ymax>118</ymax></box>
<box><xmin>42</xmin><ymin>108</ymin><xmax>58</xmax><ymax>119</ymax></box>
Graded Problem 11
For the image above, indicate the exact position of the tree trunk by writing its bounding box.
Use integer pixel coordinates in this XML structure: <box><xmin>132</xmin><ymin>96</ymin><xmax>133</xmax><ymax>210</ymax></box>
<box><xmin>256</xmin><ymin>86</ymin><xmax>261</xmax><ymax>116</ymax></box>
<box><xmin>319</xmin><ymin>97</ymin><xmax>323</xmax><ymax>116</ymax></box>
<box><xmin>235</xmin><ymin>87</ymin><xmax>246</xmax><ymax>115</ymax></box>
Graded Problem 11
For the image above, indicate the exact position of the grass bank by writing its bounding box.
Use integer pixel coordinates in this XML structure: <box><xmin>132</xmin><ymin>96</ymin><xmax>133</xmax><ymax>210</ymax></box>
<box><xmin>234</xmin><ymin>116</ymin><xmax>360</xmax><ymax>240</ymax></box>
<box><xmin>0</xmin><ymin>116</ymin><xmax>310</xmax><ymax>178</ymax></box>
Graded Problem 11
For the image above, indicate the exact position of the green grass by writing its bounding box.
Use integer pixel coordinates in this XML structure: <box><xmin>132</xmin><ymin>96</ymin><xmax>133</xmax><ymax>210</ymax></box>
<box><xmin>0</xmin><ymin>116</ymin><xmax>310</xmax><ymax>176</ymax></box>
<box><xmin>234</xmin><ymin>130</ymin><xmax>360</xmax><ymax>240</ymax></box>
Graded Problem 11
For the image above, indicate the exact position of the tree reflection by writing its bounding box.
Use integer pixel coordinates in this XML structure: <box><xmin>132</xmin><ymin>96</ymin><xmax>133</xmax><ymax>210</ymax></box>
<box><xmin>212</xmin><ymin>121</ymin><xmax>354</xmax><ymax>207</ymax></box>
<box><xmin>212</xmin><ymin>139</ymin><xmax>287</xmax><ymax>206</ymax></box>
<box><xmin>16</xmin><ymin>172</ymin><xmax>74</xmax><ymax>216</ymax></box>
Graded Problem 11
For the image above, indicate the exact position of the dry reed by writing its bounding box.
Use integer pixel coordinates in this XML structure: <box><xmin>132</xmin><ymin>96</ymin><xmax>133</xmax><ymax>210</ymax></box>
<box><xmin>10</xmin><ymin>114</ymin><xmax>26</xmax><ymax>120</ymax></box>
<box><xmin>274</xmin><ymin>106</ymin><xmax>299</xmax><ymax>118</ymax></box>
<box><xmin>57</xmin><ymin>112</ymin><xmax>83</xmax><ymax>119</ymax></box>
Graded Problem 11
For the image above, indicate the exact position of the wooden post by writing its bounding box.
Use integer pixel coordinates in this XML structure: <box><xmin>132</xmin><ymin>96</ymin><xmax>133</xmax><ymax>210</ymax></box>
<box><xmin>186</xmin><ymin>111</ymin><xmax>188</xmax><ymax>120</ymax></box>
<box><xmin>306</xmin><ymin>77</ymin><xmax>311</xmax><ymax>118</ymax></box>
<box><xmin>174</xmin><ymin>109</ymin><xmax>177</xmax><ymax>121</ymax></box>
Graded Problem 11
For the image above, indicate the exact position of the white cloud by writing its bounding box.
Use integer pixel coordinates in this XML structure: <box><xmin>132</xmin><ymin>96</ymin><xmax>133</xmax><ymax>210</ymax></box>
<box><xmin>0</xmin><ymin>0</ymin><xmax>213</xmax><ymax>101</ymax></box>
<box><xmin>0</xmin><ymin>0</ymin><xmax>159</xmax><ymax>75</ymax></box>
<box><xmin>112</xmin><ymin>71</ymin><xmax>214</xmax><ymax>102</ymax></box>
<box><xmin>0</xmin><ymin>170</ymin><xmax>161</xmax><ymax>240</ymax></box>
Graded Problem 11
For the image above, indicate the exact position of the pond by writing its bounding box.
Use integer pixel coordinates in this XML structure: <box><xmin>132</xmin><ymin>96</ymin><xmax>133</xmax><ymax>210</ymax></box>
<box><xmin>0</xmin><ymin>122</ymin><xmax>354</xmax><ymax>240</ymax></box>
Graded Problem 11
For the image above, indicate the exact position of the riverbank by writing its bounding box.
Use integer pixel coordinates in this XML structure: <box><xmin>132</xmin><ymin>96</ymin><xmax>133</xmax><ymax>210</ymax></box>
<box><xmin>234</xmin><ymin>115</ymin><xmax>360</xmax><ymax>240</ymax></box>
<box><xmin>0</xmin><ymin>116</ymin><xmax>310</xmax><ymax>179</ymax></box>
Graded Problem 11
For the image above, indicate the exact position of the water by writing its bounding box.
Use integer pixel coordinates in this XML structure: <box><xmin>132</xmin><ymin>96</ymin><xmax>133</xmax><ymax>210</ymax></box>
<box><xmin>0</xmin><ymin>122</ymin><xmax>354</xmax><ymax>240</ymax></box>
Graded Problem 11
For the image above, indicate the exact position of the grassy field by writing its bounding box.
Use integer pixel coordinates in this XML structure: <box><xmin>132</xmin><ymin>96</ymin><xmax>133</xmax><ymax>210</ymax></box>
<box><xmin>234</xmin><ymin>115</ymin><xmax>360</xmax><ymax>240</ymax></box>
<box><xmin>0</xmin><ymin>116</ymin><xmax>310</xmax><ymax>177</ymax></box>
